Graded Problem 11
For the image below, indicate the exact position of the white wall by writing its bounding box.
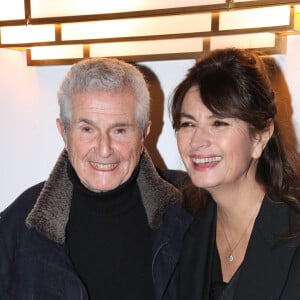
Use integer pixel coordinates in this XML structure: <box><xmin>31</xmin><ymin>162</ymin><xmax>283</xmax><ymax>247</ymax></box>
<box><xmin>1</xmin><ymin>35</ymin><xmax>299</xmax><ymax>211</ymax></box>
<box><xmin>274</xmin><ymin>35</ymin><xmax>300</xmax><ymax>143</ymax></box>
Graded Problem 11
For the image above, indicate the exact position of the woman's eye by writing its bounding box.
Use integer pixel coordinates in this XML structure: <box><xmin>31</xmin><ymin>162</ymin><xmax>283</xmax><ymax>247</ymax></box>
<box><xmin>213</xmin><ymin>120</ymin><xmax>228</xmax><ymax>127</ymax></box>
<box><xmin>180</xmin><ymin>121</ymin><xmax>194</xmax><ymax>128</ymax></box>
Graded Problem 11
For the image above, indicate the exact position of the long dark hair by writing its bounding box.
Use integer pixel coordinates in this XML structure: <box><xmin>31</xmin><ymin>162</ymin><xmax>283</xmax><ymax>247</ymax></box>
<box><xmin>170</xmin><ymin>48</ymin><xmax>300</xmax><ymax>218</ymax></box>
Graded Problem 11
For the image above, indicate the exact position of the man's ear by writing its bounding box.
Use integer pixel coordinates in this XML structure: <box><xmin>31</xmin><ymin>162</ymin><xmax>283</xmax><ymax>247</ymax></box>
<box><xmin>56</xmin><ymin>118</ymin><xmax>68</xmax><ymax>145</ymax></box>
<box><xmin>140</xmin><ymin>121</ymin><xmax>151</xmax><ymax>154</ymax></box>
<box><xmin>252</xmin><ymin>120</ymin><xmax>274</xmax><ymax>159</ymax></box>
<box><xmin>143</xmin><ymin>121</ymin><xmax>152</xmax><ymax>140</ymax></box>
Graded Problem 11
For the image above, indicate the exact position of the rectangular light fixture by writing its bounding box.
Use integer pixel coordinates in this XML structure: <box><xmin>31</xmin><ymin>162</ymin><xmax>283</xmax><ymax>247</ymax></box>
<box><xmin>30</xmin><ymin>45</ymin><xmax>85</xmax><ymax>60</ymax></box>
<box><xmin>89</xmin><ymin>38</ymin><xmax>204</xmax><ymax>57</ymax></box>
<box><xmin>29</xmin><ymin>0</ymin><xmax>227</xmax><ymax>17</ymax></box>
<box><xmin>294</xmin><ymin>5</ymin><xmax>300</xmax><ymax>30</ymax></box>
<box><xmin>210</xmin><ymin>32</ymin><xmax>285</xmax><ymax>51</ymax></box>
<box><xmin>0</xmin><ymin>0</ymin><xmax>25</xmax><ymax>21</ymax></box>
<box><xmin>1</xmin><ymin>25</ymin><xmax>55</xmax><ymax>44</ymax></box>
<box><xmin>1</xmin><ymin>0</ymin><xmax>300</xmax><ymax>65</ymax></box>
<box><xmin>28</xmin><ymin>37</ymin><xmax>205</xmax><ymax>64</ymax></box>
<box><xmin>27</xmin><ymin>32</ymin><xmax>286</xmax><ymax>66</ymax></box>
<box><xmin>219</xmin><ymin>6</ymin><xmax>291</xmax><ymax>30</ymax></box>
<box><xmin>61</xmin><ymin>13</ymin><xmax>212</xmax><ymax>41</ymax></box>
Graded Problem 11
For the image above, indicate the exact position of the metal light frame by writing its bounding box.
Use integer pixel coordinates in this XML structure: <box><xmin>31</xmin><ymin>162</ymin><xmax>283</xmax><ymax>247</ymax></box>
<box><xmin>0</xmin><ymin>0</ymin><xmax>299</xmax><ymax>65</ymax></box>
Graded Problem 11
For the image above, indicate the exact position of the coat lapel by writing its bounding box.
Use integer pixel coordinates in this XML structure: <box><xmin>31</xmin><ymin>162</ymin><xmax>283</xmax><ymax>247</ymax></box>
<box><xmin>234</xmin><ymin>196</ymin><xmax>297</xmax><ymax>299</ymax></box>
<box><xmin>178</xmin><ymin>200</ymin><xmax>217</xmax><ymax>300</ymax></box>
<box><xmin>26</xmin><ymin>149</ymin><xmax>182</xmax><ymax>243</ymax></box>
<box><xmin>152</xmin><ymin>203</ymin><xmax>192</xmax><ymax>300</ymax></box>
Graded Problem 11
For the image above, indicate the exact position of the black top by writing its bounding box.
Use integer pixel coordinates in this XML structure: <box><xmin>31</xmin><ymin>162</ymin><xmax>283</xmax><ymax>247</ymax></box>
<box><xmin>210</xmin><ymin>245</ymin><xmax>226</xmax><ymax>299</ymax></box>
<box><xmin>177</xmin><ymin>198</ymin><xmax>244</xmax><ymax>300</ymax></box>
<box><xmin>66</xmin><ymin>162</ymin><xmax>154</xmax><ymax>300</ymax></box>
<box><xmin>210</xmin><ymin>244</ymin><xmax>241</xmax><ymax>300</ymax></box>
<box><xmin>177</xmin><ymin>196</ymin><xmax>300</xmax><ymax>300</ymax></box>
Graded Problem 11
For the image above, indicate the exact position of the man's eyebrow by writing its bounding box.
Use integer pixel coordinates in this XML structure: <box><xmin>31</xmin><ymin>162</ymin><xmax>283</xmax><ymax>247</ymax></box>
<box><xmin>111</xmin><ymin>122</ymin><xmax>133</xmax><ymax>127</ymax></box>
<box><xmin>77</xmin><ymin>118</ymin><xmax>134</xmax><ymax>129</ymax></box>
<box><xmin>77</xmin><ymin>118</ymin><xmax>95</xmax><ymax>126</ymax></box>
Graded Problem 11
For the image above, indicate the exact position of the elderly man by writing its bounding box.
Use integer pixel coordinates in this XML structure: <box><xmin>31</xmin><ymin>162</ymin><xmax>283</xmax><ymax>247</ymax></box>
<box><xmin>0</xmin><ymin>58</ymin><xmax>191</xmax><ymax>300</ymax></box>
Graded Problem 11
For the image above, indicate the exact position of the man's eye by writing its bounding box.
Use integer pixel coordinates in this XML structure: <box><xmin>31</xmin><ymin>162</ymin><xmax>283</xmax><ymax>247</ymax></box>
<box><xmin>115</xmin><ymin>128</ymin><xmax>126</xmax><ymax>134</ymax></box>
<box><xmin>82</xmin><ymin>126</ymin><xmax>92</xmax><ymax>133</ymax></box>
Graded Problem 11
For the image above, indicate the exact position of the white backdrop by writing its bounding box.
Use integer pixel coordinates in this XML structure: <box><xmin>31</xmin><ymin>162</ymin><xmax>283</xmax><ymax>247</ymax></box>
<box><xmin>1</xmin><ymin>35</ymin><xmax>299</xmax><ymax>211</ymax></box>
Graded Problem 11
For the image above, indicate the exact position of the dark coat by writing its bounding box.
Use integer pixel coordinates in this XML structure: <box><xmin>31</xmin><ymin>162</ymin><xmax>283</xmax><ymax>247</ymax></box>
<box><xmin>0</xmin><ymin>150</ymin><xmax>192</xmax><ymax>300</ymax></box>
<box><xmin>178</xmin><ymin>195</ymin><xmax>300</xmax><ymax>300</ymax></box>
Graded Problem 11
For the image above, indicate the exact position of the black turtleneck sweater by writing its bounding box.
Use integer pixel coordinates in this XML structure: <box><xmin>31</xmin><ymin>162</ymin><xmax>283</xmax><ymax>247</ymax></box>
<box><xmin>66</xmin><ymin>162</ymin><xmax>154</xmax><ymax>300</ymax></box>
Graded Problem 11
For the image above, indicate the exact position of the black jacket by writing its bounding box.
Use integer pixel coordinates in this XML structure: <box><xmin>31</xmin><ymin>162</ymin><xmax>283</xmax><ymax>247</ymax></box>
<box><xmin>178</xmin><ymin>195</ymin><xmax>300</xmax><ymax>300</ymax></box>
<box><xmin>0</xmin><ymin>150</ymin><xmax>192</xmax><ymax>300</ymax></box>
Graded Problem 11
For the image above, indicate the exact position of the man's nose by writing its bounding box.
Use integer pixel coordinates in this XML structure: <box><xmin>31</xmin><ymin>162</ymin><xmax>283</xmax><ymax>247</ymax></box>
<box><xmin>96</xmin><ymin>133</ymin><xmax>113</xmax><ymax>157</ymax></box>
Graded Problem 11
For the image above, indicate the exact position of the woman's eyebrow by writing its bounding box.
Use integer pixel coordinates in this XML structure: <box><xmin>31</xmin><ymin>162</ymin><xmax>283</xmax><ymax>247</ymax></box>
<box><xmin>179</xmin><ymin>112</ymin><xmax>195</xmax><ymax>120</ymax></box>
<box><xmin>179</xmin><ymin>111</ymin><xmax>219</xmax><ymax>120</ymax></box>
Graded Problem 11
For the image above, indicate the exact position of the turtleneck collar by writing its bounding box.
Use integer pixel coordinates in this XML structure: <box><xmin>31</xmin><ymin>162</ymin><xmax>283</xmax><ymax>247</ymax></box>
<box><xmin>26</xmin><ymin>149</ymin><xmax>183</xmax><ymax>244</ymax></box>
<box><xmin>67</xmin><ymin>160</ymin><xmax>140</xmax><ymax>197</ymax></box>
<box><xmin>67</xmin><ymin>160</ymin><xmax>141</xmax><ymax>216</ymax></box>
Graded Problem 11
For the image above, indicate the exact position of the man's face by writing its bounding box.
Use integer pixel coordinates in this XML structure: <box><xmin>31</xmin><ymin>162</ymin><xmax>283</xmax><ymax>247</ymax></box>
<box><xmin>57</xmin><ymin>89</ymin><xmax>150</xmax><ymax>192</ymax></box>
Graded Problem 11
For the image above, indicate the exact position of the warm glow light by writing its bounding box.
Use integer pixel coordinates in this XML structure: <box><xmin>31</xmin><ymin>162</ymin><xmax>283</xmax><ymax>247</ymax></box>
<box><xmin>233</xmin><ymin>0</ymin><xmax>262</xmax><ymax>2</ymax></box>
<box><xmin>1</xmin><ymin>25</ymin><xmax>55</xmax><ymax>44</ymax></box>
<box><xmin>30</xmin><ymin>0</ymin><xmax>226</xmax><ymax>17</ymax></box>
<box><xmin>2</xmin><ymin>0</ymin><xmax>300</xmax><ymax>65</ymax></box>
<box><xmin>210</xmin><ymin>32</ymin><xmax>276</xmax><ymax>49</ymax></box>
<box><xmin>90</xmin><ymin>38</ymin><xmax>204</xmax><ymax>57</ymax></box>
<box><xmin>30</xmin><ymin>45</ymin><xmax>84</xmax><ymax>60</ymax></box>
<box><xmin>295</xmin><ymin>5</ymin><xmax>300</xmax><ymax>31</ymax></box>
<box><xmin>61</xmin><ymin>13</ymin><xmax>211</xmax><ymax>41</ymax></box>
<box><xmin>220</xmin><ymin>6</ymin><xmax>291</xmax><ymax>30</ymax></box>
<box><xmin>0</xmin><ymin>0</ymin><xmax>25</xmax><ymax>21</ymax></box>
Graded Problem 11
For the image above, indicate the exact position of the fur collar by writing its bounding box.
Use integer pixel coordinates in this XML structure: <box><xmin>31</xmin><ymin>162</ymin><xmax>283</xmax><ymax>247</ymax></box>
<box><xmin>26</xmin><ymin>149</ymin><xmax>182</xmax><ymax>244</ymax></box>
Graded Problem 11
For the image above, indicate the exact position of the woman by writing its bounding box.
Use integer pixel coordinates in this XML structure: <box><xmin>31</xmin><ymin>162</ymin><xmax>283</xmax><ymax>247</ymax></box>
<box><xmin>170</xmin><ymin>48</ymin><xmax>300</xmax><ymax>299</ymax></box>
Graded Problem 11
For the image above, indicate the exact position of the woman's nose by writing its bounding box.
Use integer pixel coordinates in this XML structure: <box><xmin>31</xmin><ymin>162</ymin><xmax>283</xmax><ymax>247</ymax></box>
<box><xmin>189</xmin><ymin>127</ymin><xmax>211</xmax><ymax>150</ymax></box>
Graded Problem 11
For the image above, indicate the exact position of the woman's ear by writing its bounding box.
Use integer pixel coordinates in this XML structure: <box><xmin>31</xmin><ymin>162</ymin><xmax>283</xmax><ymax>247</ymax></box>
<box><xmin>252</xmin><ymin>120</ymin><xmax>274</xmax><ymax>159</ymax></box>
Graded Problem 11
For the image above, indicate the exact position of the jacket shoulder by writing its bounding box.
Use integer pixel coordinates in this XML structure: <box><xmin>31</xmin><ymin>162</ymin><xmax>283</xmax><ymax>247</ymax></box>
<box><xmin>157</xmin><ymin>168</ymin><xmax>190</xmax><ymax>189</ymax></box>
<box><xmin>0</xmin><ymin>182</ymin><xmax>46</xmax><ymax>270</ymax></box>
<box><xmin>1</xmin><ymin>182</ymin><xmax>45</xmax><ymax>224</ymax></box>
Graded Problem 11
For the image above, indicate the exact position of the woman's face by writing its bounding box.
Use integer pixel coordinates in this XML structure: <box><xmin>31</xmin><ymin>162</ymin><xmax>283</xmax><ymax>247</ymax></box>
<box><xmin>176</xmin><ymin>86</ymin><xmax>266</xmax><ymax>194</ymax></box>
